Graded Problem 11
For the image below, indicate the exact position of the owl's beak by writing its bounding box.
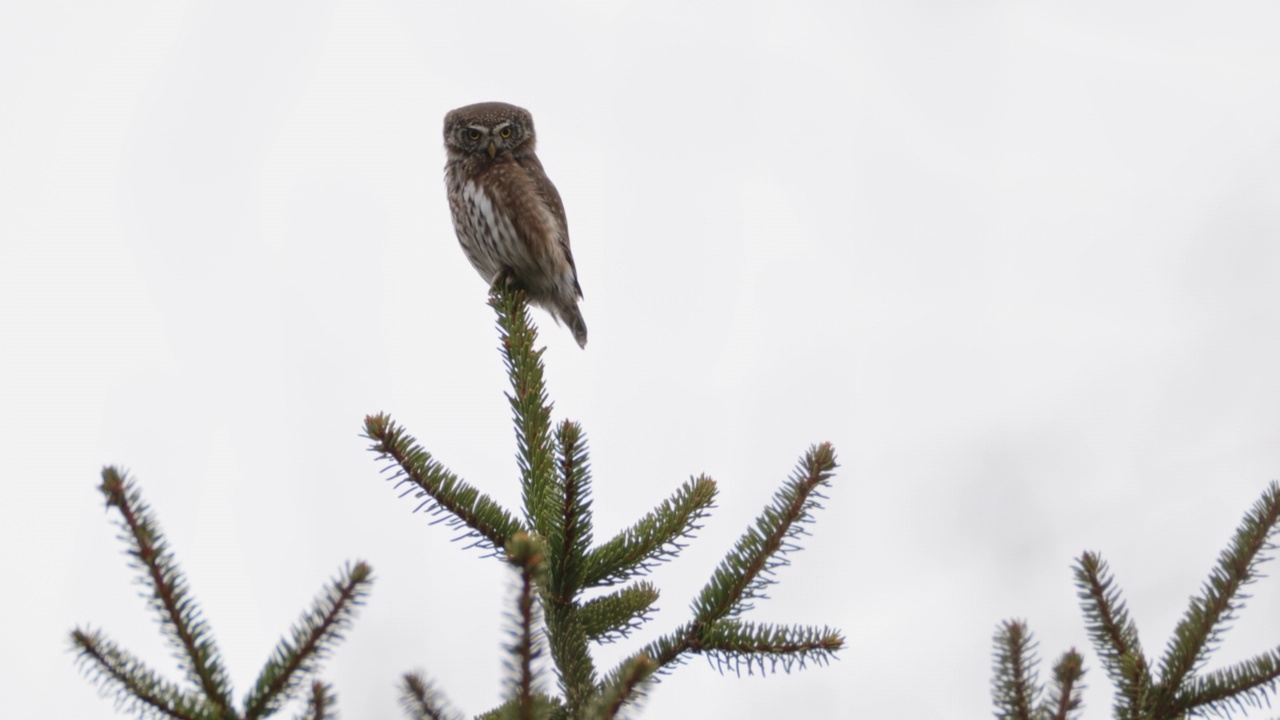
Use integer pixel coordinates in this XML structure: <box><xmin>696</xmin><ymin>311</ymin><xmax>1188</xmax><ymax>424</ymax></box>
<box><xmin>487</xmin><ymin>141</ymin><xmax>497</xmax><ymax>159</ymax></box>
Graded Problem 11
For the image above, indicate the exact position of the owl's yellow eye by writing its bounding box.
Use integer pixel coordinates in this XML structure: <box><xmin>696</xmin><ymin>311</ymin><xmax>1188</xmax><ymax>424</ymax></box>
<box><xmin>466</xmin><ymin>129</ymin><xmax>481</xmax><ymax>141</ymax></box>
<box><xmin>500</xmin><ymin>127</ymin><xmax>512</xmax><ymax>139</ymax></box>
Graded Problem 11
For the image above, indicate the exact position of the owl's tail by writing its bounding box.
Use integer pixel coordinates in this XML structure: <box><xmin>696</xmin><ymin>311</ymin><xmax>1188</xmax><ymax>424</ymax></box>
<box><xmin>558</xmin><ymin>302</ymin><xmax>588</xmax><ymax>349</ymax></box>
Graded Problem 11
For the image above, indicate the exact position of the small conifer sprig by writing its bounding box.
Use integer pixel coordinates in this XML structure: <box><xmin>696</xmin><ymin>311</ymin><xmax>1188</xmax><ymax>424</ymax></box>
<box><xmin>608</xmin><ymin>443</ymin><xmax>844</xmax><ymax>685</ymax></box>
<box><xmin>991</xmin><ymin>620</ymin><xmax>1086</xmax><ymax>720</ymax></box>
<box><xmin>71</xmin><ymin>468</ymin><xmax>373</xmax><ymax>720</ymax></box>
<box><xmin>366</xmin><ymin>413</ymin><xmax>525</xmax><ymax>556</ymax></box>
<box><xmin>364</xmin><ymin>287</ymin><xmax>843</xmax><ymax>719</ymax></box>
<box><xmin>506</xmin><ymin>533</ymin><xmax>552</xmax><ymax>716</ymax></box>
<box><xmin>400</xmin><ymin>671</ymin><xmax>464</xmax><ymax>720</ymax></box>
<box><xmin>993</xmin><ymin>481</ymin><xmax>1280</xmax><ymax>719</ymax></box>
<box><xmin>296</xmin><ymin>681</ymin><xmax>336</xmax><ymax>720</ymax></box>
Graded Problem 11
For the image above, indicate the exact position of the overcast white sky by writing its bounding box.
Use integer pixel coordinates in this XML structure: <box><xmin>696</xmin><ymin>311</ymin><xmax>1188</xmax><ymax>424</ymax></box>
<box><xmin>4</xmin><ymin>2</ymin><xmax>1280</xmax><ymax>718</ymax></box>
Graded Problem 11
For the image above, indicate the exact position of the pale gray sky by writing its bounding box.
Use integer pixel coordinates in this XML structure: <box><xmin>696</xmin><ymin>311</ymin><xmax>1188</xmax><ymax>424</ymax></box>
<box><xmin>4</xmin><ymin>2</ymin><xmax>1280</xmax><ymax>718</ymax></box>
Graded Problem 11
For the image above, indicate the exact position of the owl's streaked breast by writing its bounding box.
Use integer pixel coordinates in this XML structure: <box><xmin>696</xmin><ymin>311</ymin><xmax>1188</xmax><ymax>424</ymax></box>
<box><xmin>452</xmin><ymin>179</ymin><xmax>522</xmax><ymax>280</ymax></box>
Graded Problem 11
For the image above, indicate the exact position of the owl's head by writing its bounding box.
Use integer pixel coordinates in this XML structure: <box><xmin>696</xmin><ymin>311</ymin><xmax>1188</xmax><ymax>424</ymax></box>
<box><xmin>444</xmin><ymin>102</ymin><xmax>537</xmax><ymax>161</ymax></box>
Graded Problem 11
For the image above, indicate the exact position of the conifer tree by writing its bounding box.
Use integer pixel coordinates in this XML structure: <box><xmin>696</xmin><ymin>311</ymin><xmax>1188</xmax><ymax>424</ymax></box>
<box><xmin>73</xmin><ymin>287</ymin><xmax>842</xmax><ymax>719</ymax></box>
<box><xmin>992</xmin><ymin>482</ymin><xmax>1280</xmax><ymax>719</ymax></box>
<box><xmin>363</xmin><ymin>287</ymin><xmax>844</xmax><ymax>718</ymax></box>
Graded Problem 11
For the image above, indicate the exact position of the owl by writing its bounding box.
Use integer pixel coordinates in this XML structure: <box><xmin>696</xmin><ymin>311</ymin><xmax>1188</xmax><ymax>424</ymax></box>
<box><xmin>443</xmin><ymin>101</ymin><xmax>587</xmax><ymax>348</ymax></box>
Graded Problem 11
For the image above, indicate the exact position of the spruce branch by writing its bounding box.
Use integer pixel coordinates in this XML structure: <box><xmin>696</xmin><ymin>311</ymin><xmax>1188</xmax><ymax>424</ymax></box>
<box><xmin>70</xmin><ymin>627</ymin><xmax>205</xmax><ymax>720</ymax></box>
<box><xmin>1044</xmin><ymin>649</ymin><xmax>1086</xmax><ymax>720</ymax></box>
<box><xmin>1155</xmin><ymin>482</ymin><xmax>1280</xmax><ymax>712</ymax></box>
<box><xmin>1178</xmin><ymin>649</ymin><xmax>1280</xmax><ymax>718</ymax></box>
<box><xmin>400</xmin><ymin>671</ymin><xmax>464</xmax><ymax>720</ymax></box>
<box><xmin>698</xmin><ymin>620</ymin><xmax>843</xmax><ymax>676</ymax></box>
<box><xmin>610</xmin><ymin>445</ymin><xmax>842</xmax><ymax>680</ymax></box>
<box><xmin>541</xmin><ymin>420</ymin><xmax>599</xmax><ymax>712</ymax></box>
<box><xmin>98</xmin><ymin>467</ymin><xmax>235</xmax><ymax>715</ymax></box>
<box><xmin>549</xmin><ymin>419</ymin><xmax>594</xmax><ymax>600</ymax></box>
<box><xmin>584</xmin><ymin>655</ymin><xmax>655</xmax><ymax>720</ymax></box>
<box><xmin>76</xmin><ymin>471</ymin><xmax>371</xmax><ymax>720</ymax></box>
<box><xmin>492</xmin><ymin>287</ymin><xmax>558</xmax><ymax>537</ymax></box>
<box><xmin>626</xmin><ymin>625</ymin><xmax>696</xmax><ymax>677</ymax></box>
<box><xmin>992</xmin><ymin>620</ymin><xmax>1042</xmax><ymax>720</ymax></box>
<box><xmin>365</xmin><ymin>413</ymin><xmax>526</xmax><ymax>555</ymax></box>
<box><xmin>243</xmin><ymin>562</ymin><xmax>374</xmax><ymax>719</ymax></box>
<box><xmin>580</xmin><ymin>476</ymin><xmax>716</xmax><ymax>589</ymax></box>
<box><xmin>504</xmin><ymin>533</ymin><xmax>549</xmax><ymax>719</ymax></box>
<box><xmin>543</xmin><ymin>601</ymin><xmax>596</xmax><ymax>714</ymax></box>
<box><xmin>692</xmin><ymin>443</ymin><xmax>837</xmax><ymax>623</ymax></box>
<box><xmin>1075</xmin><ymin>551</ymin><xmax>1153</xmax><ymax>717</ymax></box>
<box><xmin>990</xmin><ymin>622</ymin><xmax>1085</xmax><ymax>720</ymax></box>
<box><xmin>579</xmin><ymin>583</ymin><xmax>660</xmax><ymax>643</ymax></box>
<box><xmin>293</xmin><ymin>681</ymin><xmax>335</xmax><ymax>720</ymax></box>
<box><xmin>997</xmin><ymin>484</ymin><xmax>1280</xmax><ymax>719</ymax></box>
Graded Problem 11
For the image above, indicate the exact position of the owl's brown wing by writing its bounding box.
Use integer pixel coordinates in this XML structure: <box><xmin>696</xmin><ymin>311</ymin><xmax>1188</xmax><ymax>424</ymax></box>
<box><xmin>520</xmin><ymin>154</ymin><xmax>582</xmax><ymax>299</ymax></box>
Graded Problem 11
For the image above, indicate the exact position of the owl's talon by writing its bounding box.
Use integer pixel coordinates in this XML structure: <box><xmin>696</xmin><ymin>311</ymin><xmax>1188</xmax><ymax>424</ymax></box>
<box><xmin>489</xmin><ymin>269</ymin><xmax>517</xmax><ymax>290</ymax></box>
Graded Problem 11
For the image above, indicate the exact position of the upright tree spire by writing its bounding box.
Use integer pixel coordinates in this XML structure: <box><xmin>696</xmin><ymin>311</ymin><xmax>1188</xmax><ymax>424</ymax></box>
<box><xmin>366</xmin><ymin>287</ymin><xmax>844</xmax><ymax>718</ymax></box>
